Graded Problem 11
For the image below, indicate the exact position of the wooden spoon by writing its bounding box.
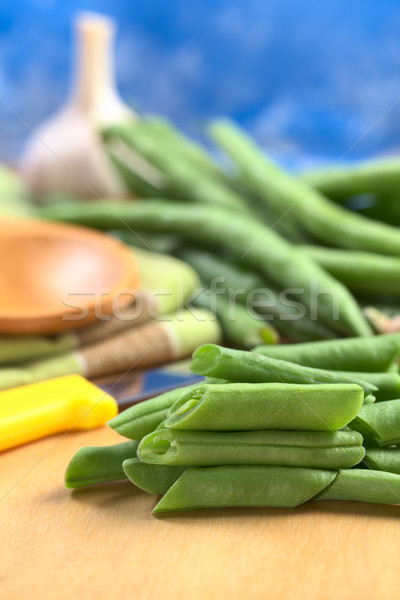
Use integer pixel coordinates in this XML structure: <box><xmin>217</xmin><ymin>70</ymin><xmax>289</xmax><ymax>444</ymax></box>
<box><xmin>0</xmin><ymin>218</ymin><xmax>139</xmax><ymax>334</ymax></box>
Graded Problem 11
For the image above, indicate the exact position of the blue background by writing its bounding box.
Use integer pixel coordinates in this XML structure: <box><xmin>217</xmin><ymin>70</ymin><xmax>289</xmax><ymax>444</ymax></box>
<box><xmin>1</xmin><ymin>0</ymin><xmax>400</xmax><ymax>166</ymax></box>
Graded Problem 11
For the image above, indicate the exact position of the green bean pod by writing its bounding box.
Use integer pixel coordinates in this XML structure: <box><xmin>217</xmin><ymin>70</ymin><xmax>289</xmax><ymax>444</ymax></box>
<box><xmin>122</xmin><ymin>458</ymin><xmax>185</xmax><ymax>495</ymax></box>
<box><xmin>64</xmin><ymin>440</ymin><xmax>138</xmax><ymax>489</ymax></box>
<box><xmin>37</xmin><ymin>199</ymin><xmax>371</xmax><ymax>337</ymax></box>
<box><xmin>194</xmin><ymin>289</ymin><xmax>279</xmax><ymax>347</ymax></box>
<box><xmin>316</xmin><ymin>469</ymin><xmax>400</xmax><ymax>504</ymax></box>
<box><xmin>190</xmin><ymin>344</ymin><xmax>376</xmax><ymax>395</ymax></box>
<box><xmin>363</xmin><ymin>394</ymin><xmax>376</xmax><ymax>404</ymax></box>
<box><xmin>209</xmin><ymin>120</ymin><xmax>400</xmax><ymax>256</ymax></box>
<box><xmin>330</xmin><ymin>371</ymin><xmax>400</xmax><ymax>401</ymax></box>
<box><xmin>254</xmin><ymin>333</ymin><xmax>400</xmax><ymax>372</ymax></box>
<box><xmin>104</xmin><ymin>123</ymin><xmax>248</xmax><ymax>212</ymax></box>
<box><xmin>363</xmin><ymin>448</ymin><xmax>400</xmax><ymax>475</ymax></box>
<box><xmin>107</xmin><ymin>383</ymin><xmax>200</xmax><ymax>441</ymax></box>
<box><xmin>301</xmin><ymin>159</ymin><xmax>400</xmax><ymax>200</ymax></box>
<box><xmin>299</xmin><ymin>245</ymin><xmax>400</xmax><ymax>295</ymax></box>
<box><xmin>350</xmin><ymin>399</ymin><xmax>400</xmax><ymax>446</ymax></box>
<box><xmin>152</xmin><ymin>466</ymin><xmax>338</xmax><ymax>512</ymax></box>
<box><xmin>165</xmin><ymin>383</ymin><xmax>364</xmax><ymax>432</ymax></box>
<box><xmin>180</xmin><ymin>247</ymin><xmax>338</xmax><ymax>342</ymax></box>
<box><xmin>138</xmin><ymin>428</ymin><xmax>364</xmax><ymax>469</ymax></box>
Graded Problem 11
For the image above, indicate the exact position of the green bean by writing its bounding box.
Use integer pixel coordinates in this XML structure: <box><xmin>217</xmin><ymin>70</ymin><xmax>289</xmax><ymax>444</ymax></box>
<box><xmin>152</xmin><ymin>466</ymin><xmax>338</xmax><ymax>512</ymax></box>
<box><xmin>138</xmin><ymin>428</ymin><xmax>364</xmax><ymax>469</ymax></box>
<box><xmin>37</xmin><ymin>199</ymin><xmax>371</xmax><ymax>337</ymax></box>
<box><xmin>190</xmin><ymin>344</ymin><xmax>376</xmax><ymax>395</ymax></box>
<box><xmin>316</xmin><ymin>469</ymin><xmax>400</xmax><ymax>504</ymax></box>
<box><xmin>180</xmin><ymin>247</ymin><xmax>338</xmax><ymax>342</ymax></box>
<box><xmin>179</xmin><ymin>246</ymin><xmax>266</xmax><ymax>304</ymax></box>
<box><xmin>122</xmin><ymin>458</ymin><xmax>185</xmax><ymax>495</ymax></box>
<box><xmin>106</xmin><ymin>118</ymin><xmax>227</xmax><ymax>183</ymax></box>
<box><xmin>194</xmin><ymin>289</ymin><xmax>278</xmax><ymax>347</ymax></box>
<box><xmin>363</xmin><ymin>394</ymin><xmax>376</xmax><ymax>404</ymax></box>
<box><xmin>107</xmin><ymin>149</ymin><xmax>163</xmax><ymax>197</ymax></box>
<box><xmin>330</xmin><ymin>371</ymin><xmax>400</xmax><ymax>401</ymax></box>
<box><xmin>165</xmin><ymin>383</ymin><xmax>363</xmax><ymax>432</ymax></box>
<box><xmin>301</xmin><ymin>159</ymin><xmax>400</xmax><ymax>201</ymax></box>
<box><xmin>363</xmin><ymin>448</ymin><xmax>400</xmax><ymax>475</ymax></box>
<box><xmin>356</xmin><ymin>194</ymin><xmax>400</xmax><ymax>226</ymax></box>
<box><xmin>107</xmin><ymin>384</ymin><xmax>199</xmax><ymax>441</ymax></box>
<box><xmin>64</xmin><ymin>441</ymin><xmax>138</xmax><ymax>489</ymax></box>
<box><xmin>350</xmin><ymin>400</ymin><xmax>400</xmax><ymax>446</ymax></box>
<box><xmin>112</xmin><ymin>229</ymin><xmax>180</xmax><ymax>255</ymax></box>
<box><xmin>254</xmin><ymin>333</ymin><xmax>400</xmax><ymax>372</ymax></box>
<box><xmin>104</xmin><ymin>123</ymin><xmax>248</xmax><ymax>212</ymax></box>
<box><xmin>299</xmin><ymin>245</ymin><xmax>400</xmax><ymax>295</ymax></box>
<box><xmin>209</xmin><ymin>120</ymin><xmax>400</xmax><ymax>256</ymax></box>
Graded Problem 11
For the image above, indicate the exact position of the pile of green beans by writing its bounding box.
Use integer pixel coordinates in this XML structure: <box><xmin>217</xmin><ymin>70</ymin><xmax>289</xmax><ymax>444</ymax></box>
<box><xmin>65</xmin><ymin>341</ymin><xmax>400</xmax><ymax>514</ymax></box>
<box><xmin>38</xmin><ymin>199</ymin><xmax>371</xmax><ymax>338</ymax></box>
<box><xmin>41</xmin><ymin>115</ymin><xmax>394</xmax><ymax>342</ymax></box>
<box><xmin>39</xmin><ymin>116</ymin><xmax>400</xmax><ymax>339</ymax></box>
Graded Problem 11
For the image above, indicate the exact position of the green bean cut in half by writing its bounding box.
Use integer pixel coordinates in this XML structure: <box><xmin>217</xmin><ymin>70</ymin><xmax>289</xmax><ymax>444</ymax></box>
<box><xmin>190</xmin><ymin>344</ymin><xmax>376</xmax><ymax>395</ymax></box>
<box><xmin>138</xmin><ymin>429</ymin><xmax>364</xmax><ymax>469</ymax></box>
<box><xmin>165</xmin><ymin>383</ymin><xmax>364</xmax><ymax>432</ymax></box>
<box><xmin>350</xmin><ymin>399</ymin><xmax>400</xmax><ymax>446</ymax></box>
<box><xmin>316</xmin><ymin>469</ymin><xmax>400</xmax><ymax>504</ymax></box>
<box><xmin>363</xmin><ymin>448</ymin><xmax>400</xmax><ymax>475</ymax></box>
<box><xmin>107</xmin><ymin>383</ymin><xmax>200</xmax><ymax>441</ymax></box>
<box><xmin>64</xmin><ymin>440</ymin><xmax>138</xmax><ymax>489</ymax></box>
<box><xmin>153</xmin><ymin>466</ymin><xmax>338</xmax><ymax>513</ymax></box>
<box><xmin>122</xmin><ymin>458</ymin><xmax>186</xmax><ymax>495</ymax></box>
<box><xmin>254</xmin><ymin>333</ymin><xmax>400</xmax><ymax>372</ymax></box>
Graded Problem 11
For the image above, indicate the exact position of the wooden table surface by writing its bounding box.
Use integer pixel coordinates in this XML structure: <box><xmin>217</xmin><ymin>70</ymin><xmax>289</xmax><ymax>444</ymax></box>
<box><xmin>1</xmin><ymin>427</ymin><xmax>400</xmax><ymax>600</ymax></box>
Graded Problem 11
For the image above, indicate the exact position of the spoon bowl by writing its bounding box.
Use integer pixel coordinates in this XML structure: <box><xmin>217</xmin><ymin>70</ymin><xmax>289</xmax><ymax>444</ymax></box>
<box><xmin>0</xmin><ymin>218</ymin><xmax>139</xmax><ymax>334</ymax></box>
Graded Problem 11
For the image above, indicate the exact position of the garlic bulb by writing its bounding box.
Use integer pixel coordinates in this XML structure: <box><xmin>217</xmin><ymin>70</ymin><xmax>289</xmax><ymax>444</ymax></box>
<box><xmin>20</xmin><ymin>12</ymin><xmax>136</xmax><ymax>199</ymax></box>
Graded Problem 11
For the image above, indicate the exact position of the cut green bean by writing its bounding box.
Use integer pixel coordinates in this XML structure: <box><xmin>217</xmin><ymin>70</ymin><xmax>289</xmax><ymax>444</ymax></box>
<box><xmin>350</xmin><ymin>399</ymin><xmax>400</xmax><ymax>446</ymax></box>
<box><xmin>209</xmin><ymin>120</ymin><xmax>400</xmax><ymax>256</ymax></box>
<box><xmin>299</xmin><ymin>245</ymin><xmax>400</xmax><ymax>295</ymax></box>
<box><xmin>254</xmin><ymin>333</ymin><xmax>400</xmax><ymax>372</ymax></box>
<box><xmin>190</xmin><ymin>344</ymin><xmax>376</xmax><ymax>395</ymax></box>
<box><xmin>122</xmin><ymin>458</ymin><xmax>185</xmax><ymax>495</ymax></box>
<box><xmin>64</xmin><ymin>440</ymin><xmax>138</xmax><ymax>489</ymax></box>
<box><xmin>363</xmin><ymin>448</ymin><xmax>400</xmax><ymax>475</ymax></box>
<box><xmin>165</xmin><ymin>383</ymin><xmax>364</xmax><ymax>432</ymax></box>
<box><xmin>107</xmin><ymin>383</ymin><xmax>200</xmax><ymax>441</ymax></box>
<box><xmin>316</xmin><ymin>469</ymin><xmax>400</xmax><ymax>504</ymax></box>
<box><xmin>37</xmin><ymin>199</ymin><xmax>371</xmax><ymax>337</ymax></box>
<box><xmin>153</xmin><ymin>466</ymin><xmax>338</xmax><ymax>512</ymax></box>
<box><xmin>138</xmin><ymin>428</ymin><xmax>364</xmax><ymax>469</ymax></box>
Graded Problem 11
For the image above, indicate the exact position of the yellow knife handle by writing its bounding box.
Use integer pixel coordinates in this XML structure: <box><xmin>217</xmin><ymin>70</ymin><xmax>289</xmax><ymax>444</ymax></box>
<box><xmin>0</xmin><ymin>375</ymin><xmax>118</xmax><ymax>451</ymax></box>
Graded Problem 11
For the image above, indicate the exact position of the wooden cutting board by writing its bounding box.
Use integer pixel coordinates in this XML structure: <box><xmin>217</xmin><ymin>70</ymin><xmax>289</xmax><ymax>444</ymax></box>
<box><xmin>1</xmin><ymin>427</ymin><xmax>399</xmax><ymax>600</ymax></box>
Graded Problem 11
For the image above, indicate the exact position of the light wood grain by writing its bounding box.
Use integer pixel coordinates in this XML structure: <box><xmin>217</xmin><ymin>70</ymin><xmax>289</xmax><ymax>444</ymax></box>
<box><xmin>1</xmin><ymin>427</ymin><xmax>400</xmax><ymax>600</ymax></box>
